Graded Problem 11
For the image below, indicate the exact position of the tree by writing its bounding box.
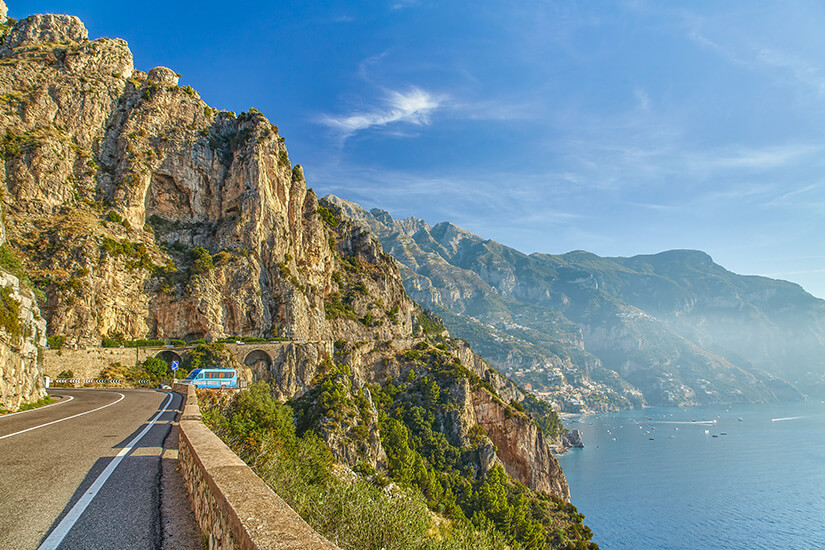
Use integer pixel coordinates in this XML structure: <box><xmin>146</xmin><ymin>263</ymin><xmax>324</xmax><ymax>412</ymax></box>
<box><xmin>142</xmin><ymin>357</ymin><xmax>168</xmax><ymax>380</ymax></box>
<box><xmin>191</xmin><ymin>247</ymin><xmax>214</xmax><ymax>275</ymax></box>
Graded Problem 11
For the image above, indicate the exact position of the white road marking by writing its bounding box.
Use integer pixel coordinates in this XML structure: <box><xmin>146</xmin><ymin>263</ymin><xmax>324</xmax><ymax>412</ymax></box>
<box><xmin>0</xmin><ymin>395</ymin><xmax>74</xmax><ymax>419</ymax></box>
<box><xmin>37</xmin><ymin>392</ymin><xmax>173</xmax><ymax>550</ymax></box>
<box><xmin>0</xmin><ymin>393</ymin><xmax>125</xmax><ymax>440</ymax></box>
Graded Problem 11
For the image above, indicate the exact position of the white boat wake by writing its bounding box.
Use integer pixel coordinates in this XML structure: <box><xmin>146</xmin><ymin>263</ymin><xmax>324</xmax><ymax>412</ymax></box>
<box><xmin>649</xmin><ymin>420</ymin><xmax>717</xmax><ymax>425</ymax></box>
<box><xmin>771</xmin><ymin>416</ymin><xmax>806</xmax><ymax>422</ymax></box>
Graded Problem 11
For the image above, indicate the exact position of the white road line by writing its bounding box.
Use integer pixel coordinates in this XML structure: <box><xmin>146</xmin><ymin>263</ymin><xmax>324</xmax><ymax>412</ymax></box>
<box><xmin>38</xmin><ymin>392</ymin><xmax>173</xmax><ymax>550</ymax></box>
<box><xmin>0</xmin><ymin>395</ymin><xmax>74</xmax><ymax>418</ymax></box>
<box><xmin>0</xmin><ymin>393</ymin><xmax>125</xmax><ymax>440</ymax></box>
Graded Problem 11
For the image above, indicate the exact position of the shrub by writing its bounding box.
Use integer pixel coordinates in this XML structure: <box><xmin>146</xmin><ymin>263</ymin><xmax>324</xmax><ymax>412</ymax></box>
<box><xmin>0</xmin><ymin>245</ymin><xmax>24</xmax><ymax>278</ymax></box>
<box><xmin>47</xmin><ymin>335</ymin><xmax>66</xmax><ymax>350</ymax></box>
<box><xmin>170</xmin><ymin>338</ymin><xmax>186</xmax><ymax>347</ymax></box>
<box><xmin>317</xmin><ymin>206</ymin><xmax>339</xmax><ymax>227</ymax></box>
<box><xmin>191</xmin><ymin>247</ymin><xmax>214</xmax><ymax>275</ymax></box>
<box><xmin>278</xmin><ymin>150</ymin><xmax>290</xmax><ymax>168</ymax></box>
<box><xmin>99</xmin><ymin>363</ymin><xmax>126</xmax><ymax>379</ymax></box>
<box><xmin>102</xmin><ymin>336</ymin><xmax>122</xmax><ymax>348</ymax></box>
<box><xmin>57</xmin><ymin>369</ymin><xmax>74</xmax><ymax>379</ymax></box>
<box><xmin>142</xmin><ymin>357</ymin><xmax>169</xmax><ymax>380</ymax></box>
<box><xmin>105</xmin><ymin>210</ymin><xmax>123</xmax><ymax>223</ymax></box>
<box><xmin>0</xmin><ymin>286</ymin><xmax>22</xmax><ymax>340</ymax></box>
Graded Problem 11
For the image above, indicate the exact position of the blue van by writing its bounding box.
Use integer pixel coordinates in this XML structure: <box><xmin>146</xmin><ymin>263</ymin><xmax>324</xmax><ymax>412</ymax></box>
<box><xmin>182</xmin><ymin>368</ymin><xmax>238</xmax><ymax>388</ymax></box>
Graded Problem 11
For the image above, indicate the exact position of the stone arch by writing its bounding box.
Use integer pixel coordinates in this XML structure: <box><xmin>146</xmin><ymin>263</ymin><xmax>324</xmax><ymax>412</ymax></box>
<box><xmin>244</xmin><ymin>349</ymin><xmax>273</xmax><ymax>382</ymax></box>
<box><xmin>155</xmin><ymin>350</ymin><xmax>183</xmax><ymax>368</ymax></box>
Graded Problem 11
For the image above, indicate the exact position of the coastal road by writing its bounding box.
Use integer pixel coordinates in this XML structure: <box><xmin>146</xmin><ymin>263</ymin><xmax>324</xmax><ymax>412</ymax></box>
<box><xmin>0</xmin><ymin>388</ymin><xmax>186</xmax><ymax>549</ymax></box>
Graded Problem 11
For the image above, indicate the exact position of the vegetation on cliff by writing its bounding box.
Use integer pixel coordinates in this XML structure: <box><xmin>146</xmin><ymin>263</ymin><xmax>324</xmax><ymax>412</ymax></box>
<box><xmin>202</xmin><ymin>382</ymin><xmax>597</xmax><ymax>550</ymax></box>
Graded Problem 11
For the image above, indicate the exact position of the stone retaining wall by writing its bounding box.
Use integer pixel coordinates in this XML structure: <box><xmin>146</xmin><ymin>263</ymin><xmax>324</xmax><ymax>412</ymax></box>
<box><xmin>174</xmin><ymin>384</ymin><xmax>339</xmax><ymax>550</ymax></box>
<box><xmin>43</xmin><ymin>347</ymin><xmax>154</xmax><ymax>379</ymax></box>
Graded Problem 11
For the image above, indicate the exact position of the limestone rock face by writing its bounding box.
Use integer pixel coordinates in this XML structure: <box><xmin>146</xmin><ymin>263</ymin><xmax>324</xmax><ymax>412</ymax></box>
<box><xmin>1</xmin><ymin>13</ymin><xmax>88</xmax><ymax>54</ymax></box>
<box><xmin>472</xmin><ymin>388</ymin><xmax>570</xmax><ymax>499</ymax></box>
<box><xmin>147</xmin><ymin>66</ymin><xmax>179</xmax><ymax>85</ymax></box>
<box><xmin>0</xmin><ymin>270</ymin><xmax>47</xmax><ymax>411</ymax></box>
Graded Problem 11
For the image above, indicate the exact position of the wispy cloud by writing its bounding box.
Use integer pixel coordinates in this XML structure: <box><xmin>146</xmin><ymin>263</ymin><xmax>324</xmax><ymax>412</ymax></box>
<box><xmin>634</xmin><ymin>88</ymin><xmax>650</xmax><ymax>111</ymax></box>
<box><xmin>756</xmin><ymin>48</ymin><xmax>825</xmax><ymax>96</ymax></box>
<box><xmin>688</xmin><ymin>22</ymin><xmax>825</xmax><ymax>97</ymax></box>
<box><xmin>391</xmin><ymin>0</ymin><xmax>418</xmax><ymax>10</ymax></box>
<box><xmin>701</xmin><ymin>143</ymin><xmax>822</xmax><ymax>170</ymax></box>
<box><xmin>319</xmin><ymin>88</ymin><xmax>443</xmax><ymax>138</ymax></box>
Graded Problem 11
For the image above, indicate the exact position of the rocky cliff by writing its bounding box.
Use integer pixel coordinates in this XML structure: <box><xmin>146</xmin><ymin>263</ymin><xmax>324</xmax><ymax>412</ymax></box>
<box><xmin>0</xmin><ymin>5</ymin><xmax>573</xmax><ymax>506</ymax></box>
<box><xmin>0</xmin><ymin>269</ymin><xmax>46</xmax><ymax>411</ymax></box>
<box><xmin>0</xmin><ymin>200</ymin><xmax>47</xmax><ymax>410</ymax></box>
<box><xmin>0</xmin><ymin>8</ymin><xmax>417</xmax><ymax>347</ymax></box>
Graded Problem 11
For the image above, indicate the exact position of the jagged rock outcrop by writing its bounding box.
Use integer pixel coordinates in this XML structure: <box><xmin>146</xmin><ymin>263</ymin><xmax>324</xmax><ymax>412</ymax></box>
<box><xmin>472</xmin><ymin>387</ymin><xmax>569</xmax><ymax>498</ymax></box>
<box><xmin>0</xmin><ymin>269</ymin><xmax>47</xmax><ymax>411</ymax></box>
<box><xmin>564</xmin><ymin>429</ymin><xmax>584</xmax><ymax>448</ymax></box>
<box><xmin>0</xmin><ymin>13</ymin><xmax>87</xmax><ymax>55</ymax></box>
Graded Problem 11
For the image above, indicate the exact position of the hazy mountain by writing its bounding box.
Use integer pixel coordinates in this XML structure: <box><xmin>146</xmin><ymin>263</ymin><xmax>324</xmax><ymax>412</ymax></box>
<box><xmin>324</xmin><ymin>196</ymin><xmax>820</xmax><ymax>408</ymax></box>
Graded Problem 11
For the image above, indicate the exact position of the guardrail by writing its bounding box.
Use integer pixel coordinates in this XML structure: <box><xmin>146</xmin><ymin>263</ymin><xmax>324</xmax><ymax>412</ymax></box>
<box><xmin>52</xmin><ymin>379</ymin><xmax>149</xmax><ymax>384</ymax></box>
<box><xmin>173</xmin><ymin>384</ymin><xmax>339</xmax><ymax>549</ymax></box>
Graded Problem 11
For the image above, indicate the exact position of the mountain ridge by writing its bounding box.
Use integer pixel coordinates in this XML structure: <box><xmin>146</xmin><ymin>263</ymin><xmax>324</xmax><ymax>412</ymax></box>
<box><xmin>323</xmin><ymin>195</ymin><xmax>818</xmax><ymax>409</ymax></box>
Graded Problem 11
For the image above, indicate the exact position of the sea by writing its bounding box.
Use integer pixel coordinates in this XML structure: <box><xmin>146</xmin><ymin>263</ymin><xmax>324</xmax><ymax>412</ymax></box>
<box><xmin>557</xmin><ymin>398</ymin><xmax>825</xmax><ymax>550</ymax></box>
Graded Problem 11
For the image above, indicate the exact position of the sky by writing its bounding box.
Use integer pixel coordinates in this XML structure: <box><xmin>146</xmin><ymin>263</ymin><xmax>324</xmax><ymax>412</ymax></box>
<box><xmin>14</xmin><ymin>1</ymin><xmax>825</xmax><ymax>298</ymax></box>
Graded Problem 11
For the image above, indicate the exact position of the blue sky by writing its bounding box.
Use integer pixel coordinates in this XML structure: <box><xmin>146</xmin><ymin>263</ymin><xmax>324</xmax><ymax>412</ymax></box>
<box><xmin>15</xmin><ymin>1</ymin><xmax>825</xmax><ymax>298</ymax></box>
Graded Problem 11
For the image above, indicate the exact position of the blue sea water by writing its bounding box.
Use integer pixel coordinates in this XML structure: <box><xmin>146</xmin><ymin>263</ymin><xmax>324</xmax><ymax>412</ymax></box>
<box><xmin>558</xmin><ymin>399</ymin><xmax>825</xmax><ymax>550</ymax></box>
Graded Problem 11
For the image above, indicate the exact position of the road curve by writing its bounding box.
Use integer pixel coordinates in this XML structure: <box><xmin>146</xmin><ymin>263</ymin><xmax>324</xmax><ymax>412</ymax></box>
<box><xmin>0</xmin><ymin>388</ymin><xmax>183</xmax><ymax>549</ymax></box>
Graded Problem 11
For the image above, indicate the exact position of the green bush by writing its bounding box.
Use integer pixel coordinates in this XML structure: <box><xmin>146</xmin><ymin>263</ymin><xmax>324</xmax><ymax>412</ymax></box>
<box><xmin>106</xmin><ymin>210</ymin><xmax>123</xmax><ymax>223</ymax></box>
<box><xmin>142</xmin><ymin>357</ymin><xmax>169</xmax><ymax>380</ymax></box>
<box><xmin>124</xmin><ymin>339</ymin><xmax>164</xmax><ymax>348</ymax></box>
<box><xmin>278</xmin><ymin>150</ymin><xmax>290</xmax><ymax>168</ymax></box>
<box><xmin>0</xmin><ymin>245</ymin><xmax>24</xmax><ymax>278</ymax></box>
<box><xmin>47</xmin><ymin>335</ymin><xmax>66</xmax><ymax>350</ymax></box>
<box><xmin>101</xmin><ymin>336</ymin><xmax>121</xmax><ymax>348</ymax></box>
<box><xmin>0</xmin><ymin>286</ymin><xmax>22</xmax><ymax>340</ymax></box>
<box><xmin>317</xmin><ymin>206</ymin><xmax>340</xmax><ymax>227</ymax></box>
<box><xmin>191</xmin><ymin>247</ymin><xmax>214</xmax><ymax>275</ymax></box>
<box><xmin>170</xmin><ymin>338</ymin><xmax>186</xmax><ymax>347</ymax></box>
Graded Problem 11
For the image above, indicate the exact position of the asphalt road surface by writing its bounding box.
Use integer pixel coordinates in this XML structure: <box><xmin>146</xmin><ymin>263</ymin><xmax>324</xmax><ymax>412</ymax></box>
<box><xmin>0</xmin><ymin>388</ymin><xmax>186</xmax><ymax>549</ymax></box>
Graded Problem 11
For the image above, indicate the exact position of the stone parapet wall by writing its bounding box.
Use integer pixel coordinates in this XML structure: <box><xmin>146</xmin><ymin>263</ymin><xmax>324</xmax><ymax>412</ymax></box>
<box><xmin>174</xmin><ymin>383</ymin><xmax>338</xmax><ymax>550</ymax></box>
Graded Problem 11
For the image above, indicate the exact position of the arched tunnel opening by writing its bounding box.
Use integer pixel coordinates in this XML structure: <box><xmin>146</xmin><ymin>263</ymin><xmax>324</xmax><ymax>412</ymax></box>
<box><xmin>244</xmin><ymin>349</ymin><xmax>273</xmax><ymax>382</ymax></box>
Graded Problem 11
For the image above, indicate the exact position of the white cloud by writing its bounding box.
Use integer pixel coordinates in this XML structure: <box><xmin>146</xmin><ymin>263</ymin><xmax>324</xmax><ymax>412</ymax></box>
<box><xmin>319</xmin><ymin>88</ymin><xmax>443</xmax><ymax>137</ymax></box>
<box><xmin>634</xmin><ymin>88</ymin><xmax>650</xmax><ymax>110</ymax></box>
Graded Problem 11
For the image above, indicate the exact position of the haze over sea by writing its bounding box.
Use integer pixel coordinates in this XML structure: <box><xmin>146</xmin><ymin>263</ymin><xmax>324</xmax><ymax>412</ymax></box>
<box><xmin>559</xmin><ymin>399</ymin><xmax>825</xmax><ymax>550</ymax></box>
